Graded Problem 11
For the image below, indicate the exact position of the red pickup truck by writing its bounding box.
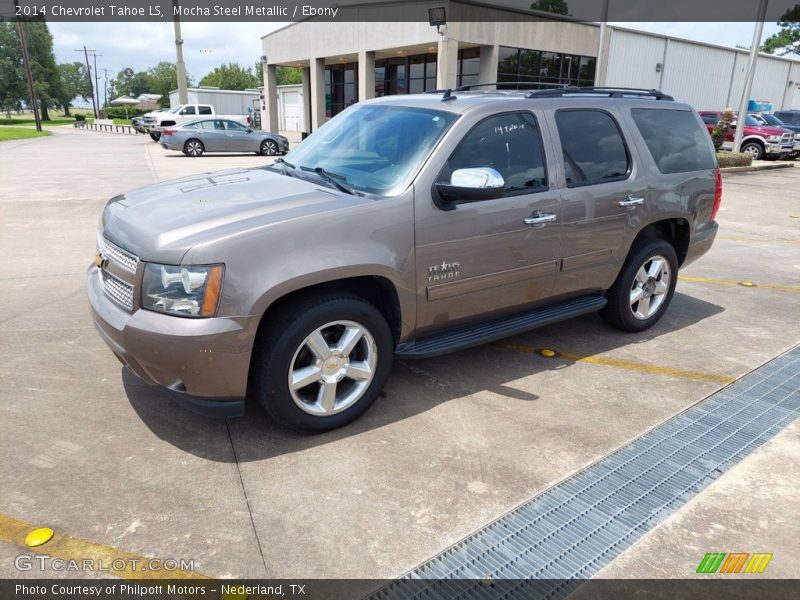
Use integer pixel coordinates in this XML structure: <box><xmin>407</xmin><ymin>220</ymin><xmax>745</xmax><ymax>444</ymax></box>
<box><xmin>698</xmin><ymin>111</ymin><xmax>794</xmax><ymax>159</ymax></box>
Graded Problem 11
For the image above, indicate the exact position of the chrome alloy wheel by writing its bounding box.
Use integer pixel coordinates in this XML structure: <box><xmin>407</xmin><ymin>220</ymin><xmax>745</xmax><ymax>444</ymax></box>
<box><xmin>186</xmin><ymin>140</ymin><xmax>203</xmax><ymax>156</ymax></box>
<box><xmin>630</xmin><ymin>254</ymin><xmax>671</xmax><ymax>320</ymax></box>
<box><xmin>261</xmin><ymin>139</ymin><xmax>279</xmax><ymax>155</ymax></box>
<box><xmin>287</xmin><ymin>320</ymin><xmax>378</xmax><ymax>416</ymax></box>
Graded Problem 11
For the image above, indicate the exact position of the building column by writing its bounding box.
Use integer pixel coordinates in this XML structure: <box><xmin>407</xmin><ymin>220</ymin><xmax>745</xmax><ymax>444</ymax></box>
<box><xmin>478</xmin><ymin>44</ymin><xmax>499</xmax><ymax>88</ymax></box>
<box><xmin>358</xmin><ymin>50</ymin><xmax>375</xmax><ymax>102</ymax></box>
<box><xmin>263</xmin><ymin>63</ymin><xmax>279</xmax><ymax>132</ymax></box>
<box><xmin>437</xmin><ymin>37</ymin><xmax>459</xmax><ymax>90</ymax></box>
<box><xmin>301</xmin><ymin>66</ymin><xmax>311</xmax><ymax>134</ymax></box>
<box><xmin>310</xmin><ymin>57</ymin><xmax>326</xmax><ymax>132</ymax></box>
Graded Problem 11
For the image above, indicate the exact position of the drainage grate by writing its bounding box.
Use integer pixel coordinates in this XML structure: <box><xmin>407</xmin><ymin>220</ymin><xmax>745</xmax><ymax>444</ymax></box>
<box><xmin>372</xmin><ymin>346</ymin><xmax>800</xmax><ymax>600</ymax></box>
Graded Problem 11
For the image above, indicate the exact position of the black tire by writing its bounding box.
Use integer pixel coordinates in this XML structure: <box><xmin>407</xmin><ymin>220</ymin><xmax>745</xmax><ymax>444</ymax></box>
<box><xmin>251</xmin><ymin>293</ymin><xmax>394</xmax><ymax>432</ymax></box>
<box><xmin>260</xmin><ymin>139</ymin><xmax>279</xmax><ymax>156</ymax></box>
<box><xmin>600</xmin><ymin>238</ymin><xmax>679</xmax><ymax>332</ymax></box>
<box><xmin>149</xmin><ymin>131</ymin><xmax>161</xmax><ymax>142</ymax></box>
<box><xmin>740</xmin><ymin>141</ymin><xmax>764</xmax><ymax>160</ymax></box>
<box><xmin>183</xmin><ymin>139</ymin><xmax>204</xmax><ymax>157</ymax></box>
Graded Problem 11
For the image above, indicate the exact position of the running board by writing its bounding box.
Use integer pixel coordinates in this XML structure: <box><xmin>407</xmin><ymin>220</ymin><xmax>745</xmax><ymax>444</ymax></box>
<box><xmin>395</xmin><ymin>294</ymin><xmax>607</xmax><ymax>359</ymax></box>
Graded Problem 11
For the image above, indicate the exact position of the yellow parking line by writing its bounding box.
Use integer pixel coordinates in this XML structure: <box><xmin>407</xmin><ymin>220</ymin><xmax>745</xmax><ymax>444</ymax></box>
<box><xmin>494</xmin><ymin>342</ymin><xmax>735</xmax><ymax>384</ymax></box>
<box><xmin>679</xmin><ymin>275</ymin><xmax>800</xmax><ymax>293</ymax></box>
<box><xmin>0</xmin><ymin>513</ymin><xmax>209</xmax><ymax>580</ymax></box>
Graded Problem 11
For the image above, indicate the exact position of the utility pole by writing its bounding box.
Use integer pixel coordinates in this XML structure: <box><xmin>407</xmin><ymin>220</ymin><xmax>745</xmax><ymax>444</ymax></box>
<box><xmin>595</xmin><ymin>0</ymin><xmax>610</xmax><ymax>87</ymax></box>
<box><xmin>76</xmin><ymin>47</ymin><xmax>98</xmax><ymax>118</ymax></box>
<box><xmin>173</xmin><ymin>0</ymin><xmax>188</xmax><ymax>104</ymax></box>
<box><xmin>14</xmin><ymin>2</ymin><xmax>41</xmax><ymax>131</ymax></box>
<box><xmin>733</xmin><ymin>0</ymin><xmax>769</xmax><ymax>154</ymax></box>
<box><xmin>90</xmin><ymin>52</ymin><xmax>103</xmax><ymax>111</ymax></box>
<box><xmin>102</xmin><ymin>68</ymin><xmax>111</xmax><ymax>107</ymax></box>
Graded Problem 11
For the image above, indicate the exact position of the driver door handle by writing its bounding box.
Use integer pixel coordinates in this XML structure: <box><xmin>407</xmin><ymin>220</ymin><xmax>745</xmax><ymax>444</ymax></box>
<box><xmin>524</xmin><ymin>212</ymin><xmax>557</xmax><ymax>226</ymax></box>
<box><xmin>619</xmin><ymin>194</ymin><xmax>645</xmax><ymax>207</ymax></box>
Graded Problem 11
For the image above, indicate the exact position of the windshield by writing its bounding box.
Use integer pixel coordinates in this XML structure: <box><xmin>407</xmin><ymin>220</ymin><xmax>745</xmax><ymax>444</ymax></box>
<box><xmin>761</xmin><ymin>114</ymin><xmax>784</xmax><ymax>126</ymax></box>
<box><xmin>282</xmin><ymin>104</ymin><xmax>458</xmax><ymax>196</ymax></box>
<box><xmin>168</xmin><ymin>106</ymin><xmax>182</xmax><ymax>114</ymax></box>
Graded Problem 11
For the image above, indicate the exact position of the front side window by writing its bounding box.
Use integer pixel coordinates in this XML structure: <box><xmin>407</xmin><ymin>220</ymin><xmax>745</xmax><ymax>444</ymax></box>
<box><xmin>181</xmin><ymin>106</ymin><xmax>196</xmax><ymax>115</ymax></box>
<box><xmin>441</xmin><ymin>112</ymin><xmax>547</xmax><ymax>195</ymax></box>
<box><xmin>632</xmin><ymin>109</ymin><xmax>716</xmax><ymax>174</ymax></box>
<box><xmin>556</xmin><ymin>110</ymin><xmax>630</xmax><ymax>187</ymax></box>
<box><xmin>283</xmin><ymin>105</ymin><xmax>458</xmax><ymax>196</ymax></box>
<box><xmin>224</xmin><ymin>120</ymin><xmax>248</xmax><ymax>131</ymax></box>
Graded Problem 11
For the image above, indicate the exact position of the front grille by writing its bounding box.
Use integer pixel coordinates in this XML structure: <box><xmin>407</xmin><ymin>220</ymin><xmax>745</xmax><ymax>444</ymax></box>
<box><xmin>101</xmin><ymin>270</ymin><xmax>134</xmax><ymax>311</ymax></box>
<box><xmin>100</xmin><ymin>236</ymin><xmax>138</xmax><ymax>273</ymax></box>
<box><xmin>781</xmin><ymin>132</ymin><xmax>793</xmax><ymax>144</ymax></box>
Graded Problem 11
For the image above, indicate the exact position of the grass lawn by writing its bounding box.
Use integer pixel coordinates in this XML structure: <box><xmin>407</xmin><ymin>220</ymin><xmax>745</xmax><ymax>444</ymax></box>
<box><xmin>0</xmin><ymin>127</ymin><xmax>52</xmax><ymax>141</ymax></box>
<box><xmin>0</xmin><ymin>117</ymin><xmax>74</xmax><ymax>127</ymax></box>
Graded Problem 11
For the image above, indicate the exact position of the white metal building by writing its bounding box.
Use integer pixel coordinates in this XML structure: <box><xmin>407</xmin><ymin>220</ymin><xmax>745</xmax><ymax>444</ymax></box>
<box><xmin>260</xmin><ymin>0</ymin><xmax>800</xmax><ymax>134</ymax></box>
<box><xmin>168</xmin><ymin>87</ymin><xmax>261</xmax><ymax>115</ymax></box>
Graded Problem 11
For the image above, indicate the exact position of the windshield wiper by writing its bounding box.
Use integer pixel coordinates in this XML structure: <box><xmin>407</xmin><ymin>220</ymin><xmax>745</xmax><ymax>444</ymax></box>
<box><xmin>300</xmin><ymin>165</ymin><xmax>360</xmax><ymax>196</ymax></box>
<box><xmin>274</xmin><ymin>157</ymin><xmax>298</xmax><ymax>178</ymax></box>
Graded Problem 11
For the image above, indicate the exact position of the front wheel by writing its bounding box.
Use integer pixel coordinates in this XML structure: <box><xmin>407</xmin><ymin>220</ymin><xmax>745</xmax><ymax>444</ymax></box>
<box><xmin>183</xmin><ymin>139</ymin><xmax>204</xmax><ymax>157</ymax></box>
<box><xmin>740</xmin><ymin>142</ymin><xmax>764</xmax><ymax>160</ymax></box>
<box><xmin>251</xmin><ymin>293</ymin><xmax>394</xmax><ymax>432</ymax></box>
<box><xmin>600</xmin><ymin>238</ymin><xmax>678</xmax><ymax>332</ymax></box>
<box><xmin>260</xmin><ymin>139</ymin><xmax>279</xmax><ymax>156</ymax></box>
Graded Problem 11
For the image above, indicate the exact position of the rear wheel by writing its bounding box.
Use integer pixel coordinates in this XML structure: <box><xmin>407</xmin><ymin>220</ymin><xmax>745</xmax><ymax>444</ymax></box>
<box><xmin>740</xmin><ymin>141</ymin><xmax>764</xmax><ymax>160</ymax></box>
<box><xmin>260</xmin><ymin>139</ymin><xmax>279</xmax><ymax>156</ymax></box>
<box><xmin>600</xmin><ymin>238</ymin><xmax>678</xmax><ymax>332</ymax></box>
<box><xmin>183</xmin><ymin>139</ymin><xmax>204</xmax><ymax>157</ymax></box>
<box><xmin>149</xmin><ymin>131</ymin><xmax>161</xmax><ymax>142</ymax></box>
<box><xmin>251</xmin><ymin>293</ymin><xmax>393</xmax><ymax>432</ymax></box>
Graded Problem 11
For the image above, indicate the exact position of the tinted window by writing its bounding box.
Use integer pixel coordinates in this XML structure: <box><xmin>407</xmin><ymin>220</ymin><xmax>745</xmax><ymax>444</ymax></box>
<box><xmin>443</xmin><ymin>112</ymin><xmax>547</xmax><ymax>195</ymax></box>
<box><xmin>556</xmin><ymin>110</ymin><xmax>629</xmax><ymax>186</ymax></box>
<box><xmin>632</xmin><ymin>109</ymin><xmax>716</xmax><ymax>174</ymax></box>
<box><xmin>198</xmin><ymin>106</ymin><xmax>212</xmax><ymax>115</ymax></box>
<box><xmin>776</xmin><ymin>112</ymin><xmax>799</xmax><ymax>125</ymax></box>
<box><xmin>224</xmin><ymin>120</ymin><xmax>247</xmax><ymax>131</ymax></box>
<box><xmin>181</xmin><ymin>106</ymin><xmax>196</xmax><ymax>115</ymax></box>
<box><xmin>701</xmin><ymin>113</ymin><xmax>719</xmax><ymax>125</ymax></box>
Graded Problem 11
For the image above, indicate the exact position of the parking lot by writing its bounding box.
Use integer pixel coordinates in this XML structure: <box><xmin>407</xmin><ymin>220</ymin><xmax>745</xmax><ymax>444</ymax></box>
<box><xmin>0</xmin><ymin>127</ymin><xmax>798</xmax><ymax>585</ymax></box>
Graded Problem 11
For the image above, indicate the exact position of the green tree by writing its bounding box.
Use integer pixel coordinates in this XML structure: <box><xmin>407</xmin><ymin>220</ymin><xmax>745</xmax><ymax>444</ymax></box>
<box><xmin>530</xmin><ymin>0</ymin><xmax>570</xmax><ymax>15</ymax></box>
<box><xmin>255</xmin><ymin>61</ymin><xmax>302</xmax><ymax>86</ymax></box>
<box><xmin>0</xmin><ymin>23</ymin><xmax>27</xmax><ymax>117</ymax></box>
<box><xmin>56</xmin><ymin>62</ymin><xmax>91</xmax><ymax>115</ymax></box>
<box><xmin>0</xmin><ymin>20</ymin><xmax>64</xmax><ymax>120</ymax></box>
<box><xmin>110</xmin><ymin>69</ymin><xmax>151</xmax><ymax>98</ymax></box>
<box><xmin>200</xmin><ymin>62</ymin><xmax>259</xmax><ymax>89</ymax></box>
<box><xmin>762</xmin><ymin>6</ymin><xmax>800</xmax><ymax>56</ymax></box>
<box><xmin>146</xmin><ymin>61</ymin><xmax>193</xmax><ymax>107</ymax></box>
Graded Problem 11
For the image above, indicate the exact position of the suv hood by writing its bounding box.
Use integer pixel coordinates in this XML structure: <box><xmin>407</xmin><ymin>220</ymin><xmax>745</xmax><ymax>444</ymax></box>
<box><xmin>101</xmin><ymin>167</ymin><xmax>355</xmax><ymax>263</ymax></box>
<box><xmin>745</xmin><ymin>125</ymin><xmax>787</xmax><ymax>135</ymax></box>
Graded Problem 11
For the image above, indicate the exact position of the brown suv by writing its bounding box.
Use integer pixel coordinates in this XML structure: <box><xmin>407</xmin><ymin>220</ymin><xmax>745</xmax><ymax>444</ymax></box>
<box><xmin>87</xmin><ymin>87</ymin><xmax>720</xmax><ymax>432</ymax></box>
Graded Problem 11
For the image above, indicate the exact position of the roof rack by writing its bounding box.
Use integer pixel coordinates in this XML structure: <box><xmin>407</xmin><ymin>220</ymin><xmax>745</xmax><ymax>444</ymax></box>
<box><xmin>526</xmin><ymin>86</ymin><xmax>674</xmax><ymax>100</ymax></box>
<box><xmin>455</xmin><ymin>81</ymin><xmax>570</xmax><ymax>92</ymax></box>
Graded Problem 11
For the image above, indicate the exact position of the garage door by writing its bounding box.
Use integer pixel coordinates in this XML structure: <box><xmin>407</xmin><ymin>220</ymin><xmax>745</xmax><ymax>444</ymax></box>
<box><xmin>282</xmin><ymin>91</ymin><xmax>300</xmax><ymax>131</ymax></box>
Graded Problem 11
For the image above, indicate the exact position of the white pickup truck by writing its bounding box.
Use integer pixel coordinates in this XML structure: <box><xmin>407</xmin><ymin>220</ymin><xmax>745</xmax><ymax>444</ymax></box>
<box><xmin>142</xmin><ymin>104</ymin><xmax>252</xmax><ymax>141</ymax></box>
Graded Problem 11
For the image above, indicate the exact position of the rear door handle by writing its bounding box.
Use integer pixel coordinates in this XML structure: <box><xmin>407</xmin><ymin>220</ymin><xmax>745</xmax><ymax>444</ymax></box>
<box><xmin>524</xmin><ymin>212</ymin><xmax>557</xmax><ymax>226</ymax></box>
<box><xmin>619</xmin><ymin>194</ymin><xmax>645</xmax><ymax>207</ymax></box>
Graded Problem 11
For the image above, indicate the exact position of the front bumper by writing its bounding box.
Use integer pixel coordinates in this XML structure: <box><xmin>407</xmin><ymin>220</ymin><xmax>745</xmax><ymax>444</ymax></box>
<box><xmin>683</xmin><ymin>221</ymin><xmax>718</xmax><ymax>268</ymax></box>
<box><xmin>87</xmin><ymin>265</ymin><xmax>256</xmax><ymax>416</ymax></box>
<box><xmin>765</xmin><ymin>143</ymin><xmax>794</xmax><ymax>156</ymax></box>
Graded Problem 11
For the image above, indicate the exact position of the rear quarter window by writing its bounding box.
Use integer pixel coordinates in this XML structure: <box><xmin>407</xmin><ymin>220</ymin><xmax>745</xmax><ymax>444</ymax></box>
<box><xmin>631</xmin><ymin>108</ymin><xmax>716</xmax><ymax>174</ymax></box>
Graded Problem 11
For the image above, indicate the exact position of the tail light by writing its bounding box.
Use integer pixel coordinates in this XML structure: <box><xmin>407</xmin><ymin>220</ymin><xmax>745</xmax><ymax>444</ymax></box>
<box><xmin>162</xmin><ymin>129</ymin><xmax>175</xmax><ymax>136</ymax></box>
<box><xmin>246</xmin><ymin>116</ymin><xmax>251</xmax><ymax>125</ymax></box>
<box><xmin>710</xmin><ymin>168</ymin><xmax>722</xmax><ymax>221</ymax></box>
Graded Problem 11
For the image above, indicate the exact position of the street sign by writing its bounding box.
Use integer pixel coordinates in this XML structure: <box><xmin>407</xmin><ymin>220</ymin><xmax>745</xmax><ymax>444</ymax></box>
<box><xmin>123</xmin><ymin>67</ymin><xmax>134</xmax><ymax>78</ymax></box>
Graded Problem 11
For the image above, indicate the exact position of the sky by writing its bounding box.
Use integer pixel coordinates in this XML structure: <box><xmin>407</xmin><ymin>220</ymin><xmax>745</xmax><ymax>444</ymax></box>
<box><xmin>49</xmin><ymin>21</ymin><xmax>784</xmax><ymax>101</ymax></box>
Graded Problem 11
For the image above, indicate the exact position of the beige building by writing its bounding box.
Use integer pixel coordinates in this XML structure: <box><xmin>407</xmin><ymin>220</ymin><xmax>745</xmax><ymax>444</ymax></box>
<box><xmin>260</xmin><ymin>0</ymin><xmax>800</xmax><ymax>133</ymax></box>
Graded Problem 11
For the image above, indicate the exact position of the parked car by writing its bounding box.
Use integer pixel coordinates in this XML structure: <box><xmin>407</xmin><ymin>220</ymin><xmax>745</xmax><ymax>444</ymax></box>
<box><xmin>750</xmin><ymin>113</ymin><xmax>800</xmax><ymax>158</ymax></box>
<box><xmin>88</xmin><ymin>87</ymin><xmax>720</xmax><ymax>432</ymax></box>
<box><xmin>131</xmin><ymin>116</ymin><xmax>145</xmax><ymax>134</ymax></box>
<box><xmin>774</xmin><ymin>109</ymin><xmax>800</xmax><ymax>128</ymax></box>
<box><xmin>159</xmin><ymin>119</ymin><xmax>289</xmax><ymax>157</ymax></box>
<box><xmin>698</xmin><ymin>110</ymin><xmax>794</xmax><ymax>159</ymax></box>
<box><xmin>142</xmin><ymin>104</ymin><xmax>252</xmax><ymax>142</ymax></box>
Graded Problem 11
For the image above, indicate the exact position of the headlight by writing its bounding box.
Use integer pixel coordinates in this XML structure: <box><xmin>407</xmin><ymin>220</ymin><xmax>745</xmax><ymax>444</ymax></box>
<box><xmin>142</xmin><ymin>263</ymin><xmax>224</xmax><ymax>318</ymax></box>
<box><xmin>766</xmin><ymin>135</ymin><xmax>780</xmax><ymax>142</ymax></box>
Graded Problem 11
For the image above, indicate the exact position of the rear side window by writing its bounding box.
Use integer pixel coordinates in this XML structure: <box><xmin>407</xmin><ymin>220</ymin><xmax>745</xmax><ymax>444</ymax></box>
<box><xmin>555</xmin><ymin>110</ymin><xmax>629</xmax><ymax>187</ymax></box>
<box><xmin>632</xmin><ymin>109</ymin><xmax>716</xmax><ymax>174</ymax></box>
<box><xmin>701</xmin><ymin>113</ymin><xmax>719</xmax><ymax>125</ymax></box>
<box><xmin>198</xmin><ymin>106</ymin><xmax>213</xmax><ymax>115</ymax></box>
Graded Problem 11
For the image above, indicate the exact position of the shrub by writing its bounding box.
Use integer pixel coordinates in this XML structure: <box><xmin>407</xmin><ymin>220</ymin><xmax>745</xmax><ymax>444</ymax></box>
<box><xmin>74</xmin><ymin>114</ymin><xmax>86</xmax><ymax>122</ymax></box>
<box><xmin>711</xmin><ymin>108</ymin><xmax>734</xmax><ymax>151</ymax></box>
<box><xmin>717</xmin><ymin>151</ymin><xmax>753</xmax><ymax>168</ymax></box>
<box><xmin>103</xmin><ymin>106</ymin><xmax>150</xmax><ymax>119</ymax></box>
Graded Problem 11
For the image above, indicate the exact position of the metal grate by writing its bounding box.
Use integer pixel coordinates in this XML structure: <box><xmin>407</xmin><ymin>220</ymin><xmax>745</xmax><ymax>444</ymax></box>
<box><xmin>101</xmin><ymin>270</ymin><xmax>134</xmax><ymax>311</ymax></box>
<box><xmin>372</xmin><ymin>346</ymin><xmax>800</xmax><ymax>600</ymax></box>
<box><xmin>100</xmin><ymin>236</ymin><xmax>139</xmax><ymax>273</ymax></box>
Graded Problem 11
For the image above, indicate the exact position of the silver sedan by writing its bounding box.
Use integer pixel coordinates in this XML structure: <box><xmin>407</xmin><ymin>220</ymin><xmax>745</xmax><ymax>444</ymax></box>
<box><xmin>159</xmin><ymin>119</ymin><xmax>289</xmax><ymax>157</ymax></box>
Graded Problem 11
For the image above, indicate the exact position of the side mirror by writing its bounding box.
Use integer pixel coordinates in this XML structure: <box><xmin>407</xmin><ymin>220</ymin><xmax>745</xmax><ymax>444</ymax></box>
<box><xmin>246</xmin><ymin>128</ymin><xmax>253</xmax><ymax>133</ymax></box>
<box><xmin>435</xmin><ymin>167</ymin><xmax>505</xmax><ymax>203</ymax></box>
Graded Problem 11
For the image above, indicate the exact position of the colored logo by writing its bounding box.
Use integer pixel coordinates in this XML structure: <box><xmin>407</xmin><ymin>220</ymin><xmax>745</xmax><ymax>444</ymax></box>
<box><xmin>696</xmin><ymin>552</ymin><xmax>773</xmax><ymax>574</ymax></box>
